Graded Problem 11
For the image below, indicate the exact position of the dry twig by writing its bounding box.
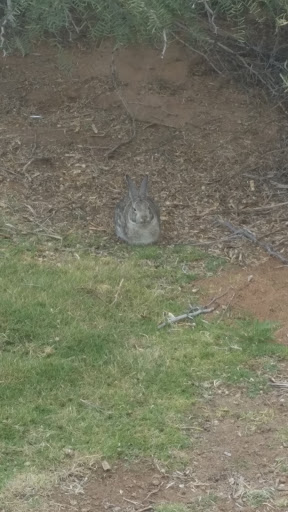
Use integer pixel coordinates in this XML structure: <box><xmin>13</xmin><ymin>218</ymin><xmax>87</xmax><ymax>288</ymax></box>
<box><xmin>158</xmin><ymin>306</ymin><xmax>214</xmax><ymax>329</ymax></box>
<box><xmin>111</xmin><ymin>278</ymin><xmax>124</xmax><ymax>305</ymax></box>
<box><xmin>80</xmin><ymin>399</ymin><xmax>112</xmax><ymax>415</ymax></box>
<box><xmin>161</xmin><ymin>29</ymin><xmax>167</xmax><ymax>59</ymax></box>
<box><xmin>22</xmin><ymin>158</ymin><xmax>36</xmax><ymax>177</ymax></box>
<box><xmin>122</xmin><ymin>497</ymin><xmax>139</xmax><ymax>506</ymax></box>
<box><xmin>143</xmin><ymin>482</ymin><xmax>163</xmax><ymax>502</ymax></box>
<box><xmin>269</xmin><ymin>378</ymin><xmax>288</xmax><ymax>388</ymax></box>
<box><xmin>158</xmin><ymin>290</ymin><xmax>230</xmax><ymax>329</ymax></box>
<box><xmin>240</xmin><ymin>201</ymin><xmax>288</xmax><ymax>212</ymax></box>
<box><xmin>171</xmin><ymin>32</ymin><xmax>223</xmax><ymax>75</ymax></box>
<box><xmin>173</xmin><ymin>20</ymin><xmax>288</xmax><ymax>109</ymax></box>
<box><xmin>216</xmin><ymin>290</ymin><xmax>236</xmax><ymax>323</ymax></box>
<box><xmin>217</xmin><ymin>218</ymin><xmax>288</xmax><ymax>265</ymax></box>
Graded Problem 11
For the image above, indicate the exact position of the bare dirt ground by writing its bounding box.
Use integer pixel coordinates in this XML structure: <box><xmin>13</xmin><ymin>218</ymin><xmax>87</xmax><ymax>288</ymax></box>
<box><xmin>1</xmin><ymin>41</ymin><xmax>288</xmax><ymax>512</ymax></box>
<box><xmin>1</xmin><ymin>41</ymin><xmax>288</xmax><ymax>262</ymax></box>
<box><xmin>198</xmin><ymin>258</ymin><xmax>288</xmax><ymax>344</ymax></box>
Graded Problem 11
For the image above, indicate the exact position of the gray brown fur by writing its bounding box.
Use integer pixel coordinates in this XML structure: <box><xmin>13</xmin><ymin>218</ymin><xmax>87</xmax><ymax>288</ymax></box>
<box><xmin>114</xmin><ymin>175</ymin><xmax>160</xmax><ymax>245</ymax></box>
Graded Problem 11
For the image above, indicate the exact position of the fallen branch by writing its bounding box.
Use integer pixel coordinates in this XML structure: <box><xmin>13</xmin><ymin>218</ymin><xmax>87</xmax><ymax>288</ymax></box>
<box><xmin>158</xmin><ymin>306</ymin><xmax>215</xmax><ymax>329</ymax></box>
<box><xmin>216</xmin><ymin>218</ymin><xmax>288</xmax><ymax>265</ymax></box>
<box><xmin>158</xmin><ymin>290</ymin><xmax>230</xmax><ymax>329</ymax></box>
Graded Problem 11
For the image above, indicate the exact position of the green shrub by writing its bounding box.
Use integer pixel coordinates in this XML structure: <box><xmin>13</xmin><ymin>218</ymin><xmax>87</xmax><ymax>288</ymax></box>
<box><xmin>0</xmin><ymin>0</ymin><xmax>287</xmax><ymax>97</ymax></box>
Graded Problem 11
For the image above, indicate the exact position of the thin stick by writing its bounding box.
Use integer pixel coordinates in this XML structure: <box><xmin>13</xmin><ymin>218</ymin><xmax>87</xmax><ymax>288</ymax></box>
<box><xmin>111</xmin><ymin>278</ymin><xmax>124</xmax><ymax>305</ymax></box>
<box><xmin>22</xmin><ymin>158</ymin><xmax>36</xmax><ymax>174</ymax></box>
<box><xmin>269</xmin><ymin>378</ymin><xmax>288</xmax><ymax>388</ymax></box>
<box><xmin>123</xmin><ymin>497</ymin><xmax>139</xmax><ymax>505</ymax></box>
<box><xmin>171</xmin><ymin>32</ymin><xmax>223</xmax><ymax>75</ymax></box>
<box><xmin>216</xmin><ymin>291</ymin><xmax>236</xmax><ymax>323</ymax></box>
<box><xmin>240</xmin><ymin>201</ymin><xmax>288</xmax><ymax>212</ymax></box>
<box><xmin>80</xmin><ymin>399</ymin><xmax>112</xmax><ymax>415</ymax></box>
<box><xmin>158</xmin><ymin>306</ymin><xmax>214</xmax><ymax>329</ymax></box>
<box><xmin>203</xmin><ymin>0</ymin><xmax>218</xmax><ymax>34</ymax></box>
<box><xmin>270</xmin><ymin>382</ymin><xmax>288</xmax><ymax>388</ymax></box>
<box><xmin>161</xmin><ymin>29</ymin><xmax>167</xmax><ymax>59</ymax></box>
<box><xmin>205</xmin><ymin>288</ymin><xmax>232</xmax><ymax>307</ymax></box>
<box><xmin>143</xmin><ymin>483</ymin><xmax>163</xmax><ymax>502</ymax></box>
<box><xmin>217</xmin><ymin>219</ymin><xmax>288</xmax><ymax>265</ymax></box>
<box><xmin>158</xmin><ymin>289</ymin><xmax>231</xmax><ymax>329</ymax></box>
<box><xmin>215</xmin><ymin>40</ymin><xmax>275</xmax><ymax>94</ymax></box>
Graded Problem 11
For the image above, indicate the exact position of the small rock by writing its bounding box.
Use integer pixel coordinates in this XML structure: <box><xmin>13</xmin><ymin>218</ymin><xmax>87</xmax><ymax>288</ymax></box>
<box><xmin>102</xmin><ymin>460</ymin><xmax>111</xmax><ymax>471</ymax></box>
<box><xmin>152</xmin><ymin>477</ymin><xmax>161</xmax><ymax>486</ymax></box>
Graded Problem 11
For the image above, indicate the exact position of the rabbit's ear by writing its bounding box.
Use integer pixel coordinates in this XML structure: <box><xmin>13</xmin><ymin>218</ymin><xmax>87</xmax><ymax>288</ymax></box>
<box><xmin>126</xmin><ymin>175</ymin><xmax>138</xmax><ymax>200</ymax></box>
<box><xmin>139</xmin><ymin>175</ymin><xmax>148</xmax><ymax>198</ymax></box>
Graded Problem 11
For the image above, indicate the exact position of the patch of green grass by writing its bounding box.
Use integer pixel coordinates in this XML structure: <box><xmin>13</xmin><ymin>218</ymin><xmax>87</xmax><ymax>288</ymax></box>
<box><xmin>243</xmin><ymin>488</ymin><xmax>274</xmax><ymax>507</ymax></box>
<box><xmin>275</xmin><ymin>458</ymin><xmax>288</xmax><ymax>473</ymax></box>
<box><xmin>124</xmin><ymin>244</ymin><xmax>226</xmax><ymax>285</ymax></box>
<box><xmin>197</xmin><ymin>494</ymin><xmax>218</xmax><ymax>509</ymax></box>
<box><xmin>155</xmin><ymin>505</ymin><xmax>190</xmax><ymax>512</ymax></box>
<box><xmin>183</xmin><ymin>493</ymin><xmax>218</xmax><ymax>511</ymax></box>
<box><xmin>204</xmin><ymin>255</ymin><xmax>226</xmax><ymax>273</ymax></box>
<box><xmin>168</xmin><ymin>245</ymin><xmax>204</xmax><ymax>263</ymax></box>
<box><xmin>129</xmin><ymin>244</ymin><xmax>222</xmax><ymax>267</ymax></box>
<box><xmin>0</xmin><ymin>240</ymin><xmax>287</xmax><ymax>495</ymax></box>
<box><xmin>130</xmin><ymin>245</ymin><xmax>165</xmax><ymax>261</ymax></box>
<box><xmin>278</xmin><ymin>428</ymin><xmax>288</xmax><ymax>447</ymax></box>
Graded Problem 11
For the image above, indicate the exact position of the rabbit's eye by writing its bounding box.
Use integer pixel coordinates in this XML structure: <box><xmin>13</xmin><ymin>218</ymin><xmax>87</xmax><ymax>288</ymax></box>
<box><xmin>133</xmin><ymin>207</ymin><xmax>137</xmax><ymax>212</ymax></box>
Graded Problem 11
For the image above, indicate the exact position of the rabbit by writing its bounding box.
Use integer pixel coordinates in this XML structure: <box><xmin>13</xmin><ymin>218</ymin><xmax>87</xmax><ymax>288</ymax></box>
<box><xmin>115</xmin><ymin>175</ymin><xmax>160</xmax><ymax>245</ymax></box>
